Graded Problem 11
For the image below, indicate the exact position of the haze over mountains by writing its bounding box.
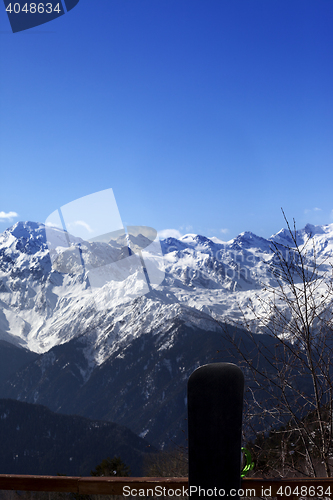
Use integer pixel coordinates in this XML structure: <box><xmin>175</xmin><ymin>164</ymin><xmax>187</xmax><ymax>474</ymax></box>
<box><xmin>0</xmin><ymin>220</ymin><xmax>332</xmax><ymax>449</ymax></box>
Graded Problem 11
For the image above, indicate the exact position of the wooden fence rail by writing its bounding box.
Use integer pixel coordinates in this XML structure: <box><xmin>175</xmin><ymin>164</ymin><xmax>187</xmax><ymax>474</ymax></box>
<box><xmin>0</xmin><ymin>475</ymin><xmax>333</xmax><ymax>497</ymax></box>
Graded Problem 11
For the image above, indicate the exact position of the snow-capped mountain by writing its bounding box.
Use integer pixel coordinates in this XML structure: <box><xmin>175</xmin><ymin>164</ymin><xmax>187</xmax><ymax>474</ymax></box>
<box><xmin>1</xmin><ymin>220</ymin><xmax>333</xmax><ymax>357</ymax></box>
<box><xmin>1</xmin><ymin>221</ymin><xmax>333</xmax><ymax>448</ymax></box>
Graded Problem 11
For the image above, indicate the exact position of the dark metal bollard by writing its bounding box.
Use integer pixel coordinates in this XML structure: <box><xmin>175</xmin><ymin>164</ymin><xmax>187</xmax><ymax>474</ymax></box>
<box><xmin>188</xmin><ymin>363</ymin><xmax>244</xmax><ymax>499</ymax></box>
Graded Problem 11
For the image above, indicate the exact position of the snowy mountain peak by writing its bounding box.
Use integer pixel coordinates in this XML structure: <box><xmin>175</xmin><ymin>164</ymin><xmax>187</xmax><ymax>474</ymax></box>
<box><xmin>269</xmin><ymin>227</ymin><xmax>296</xmax><ymax>247</ymax></box>
<box><xmin>180</xmin><ymin>234</ymin><xmax>206</xmax><ymax>244</ymax></box>
<box><xmin>5</xmin><ymin>221</ymin><xmax>46</xmax><ymax>240</ymax></box>
<box><xmin>302</xmin><ymin>223</ymin><xmax>333</xmax><ymax>237</ymax></box>
<box><xmin>160</xmin><ymin>237</ymin><xmax>188</xmax><ymax>253</ymax></box>
<box><xmin>179</xmin><ymin>233</ymin><xmax>218</xmax><ymax>249</ymax></box>
<box><xmin>229</xmin><ymin>231</ymin><xmax>271</xmax><ymax>251</ymax></box>
<box><xmin>270</xmin><ymin>222</ymin><xmax>333</xmax><ymax>248</ymax></box>
<box><xmin>0</xmin><ymin>221</ymin><xmax>48</xmax><ymax>255</ymax></box>
<box><xmin>304</xmin><ymin>223</ymin><xmax>325</xmax><ymax>236</ymax></box>
<box><xmin>114</xmin><ymin>232</ymin><xmax>154</xmax><ymax>253</ymax></box>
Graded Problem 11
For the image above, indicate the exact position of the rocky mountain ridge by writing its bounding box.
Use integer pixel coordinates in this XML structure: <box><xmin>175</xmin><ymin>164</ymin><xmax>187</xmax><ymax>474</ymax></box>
<box><xmin>0</xmin><ymin>221</ymin><xmax>332</xmax><ymax>448</ymax></box>
<box><xmin>1</xmin><ymin>220</ymin><xmax>333</xmax><ymax>357</ymax></box>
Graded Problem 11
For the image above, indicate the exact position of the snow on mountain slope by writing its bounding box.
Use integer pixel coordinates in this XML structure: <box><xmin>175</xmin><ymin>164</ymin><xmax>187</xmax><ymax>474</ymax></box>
<box><xmin>0</xmin><ymin>220</ymin><xmax>332</xmax><ymax>368</ymax></box>
<box><xmin>270</xmin><ymin>222</ymin><xmax>333</xmax><ymax>252</ymax></box>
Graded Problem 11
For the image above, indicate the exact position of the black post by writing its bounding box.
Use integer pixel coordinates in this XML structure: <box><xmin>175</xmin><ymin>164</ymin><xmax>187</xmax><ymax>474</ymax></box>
<box><xmin>188</xmin><ymin>363</ymin><xmax>244</xmax><ymax>499</ymax></box>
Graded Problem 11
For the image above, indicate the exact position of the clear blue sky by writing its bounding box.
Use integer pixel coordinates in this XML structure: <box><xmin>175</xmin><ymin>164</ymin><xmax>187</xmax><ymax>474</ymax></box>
<box><xmin>0</xmin><ymin>0</ymin><xmax>332</xmax><ymax>240</ymax></box>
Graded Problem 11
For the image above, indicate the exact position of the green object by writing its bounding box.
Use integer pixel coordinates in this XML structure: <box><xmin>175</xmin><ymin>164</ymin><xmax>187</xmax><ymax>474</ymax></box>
<box><xmin>241</xmin><ymin>447</ymin><xmax>254</xmax><ymax>478</ymax></box>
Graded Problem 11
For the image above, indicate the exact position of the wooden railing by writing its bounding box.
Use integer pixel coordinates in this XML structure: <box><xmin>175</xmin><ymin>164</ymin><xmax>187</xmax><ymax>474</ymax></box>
<box><xmin>0</xmin><ymin>475</ymin><xmax>333</xmax><ymax>497</ymax></box>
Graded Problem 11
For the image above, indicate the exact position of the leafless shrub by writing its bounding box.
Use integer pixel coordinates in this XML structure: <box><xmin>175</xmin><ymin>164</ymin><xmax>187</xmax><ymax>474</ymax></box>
<box><xmin>215</xmin><ymin>211</ymin><xmax>333</xmax><ymax>477</ymax></box>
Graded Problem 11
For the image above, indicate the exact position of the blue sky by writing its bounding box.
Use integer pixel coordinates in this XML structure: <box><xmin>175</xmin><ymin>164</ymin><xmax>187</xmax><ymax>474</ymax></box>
<box><xmin>0</xmin><ymin>0</ymin><xmax>332</xmax><ymax>241</ymax></box>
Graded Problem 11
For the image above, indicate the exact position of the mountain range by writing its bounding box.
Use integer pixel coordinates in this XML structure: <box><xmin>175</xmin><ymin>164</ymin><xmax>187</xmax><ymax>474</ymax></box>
<box><xmin>0</xmin><ymin>220</ymin><xmax>332</xmax><ymax>451</ymax></box>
